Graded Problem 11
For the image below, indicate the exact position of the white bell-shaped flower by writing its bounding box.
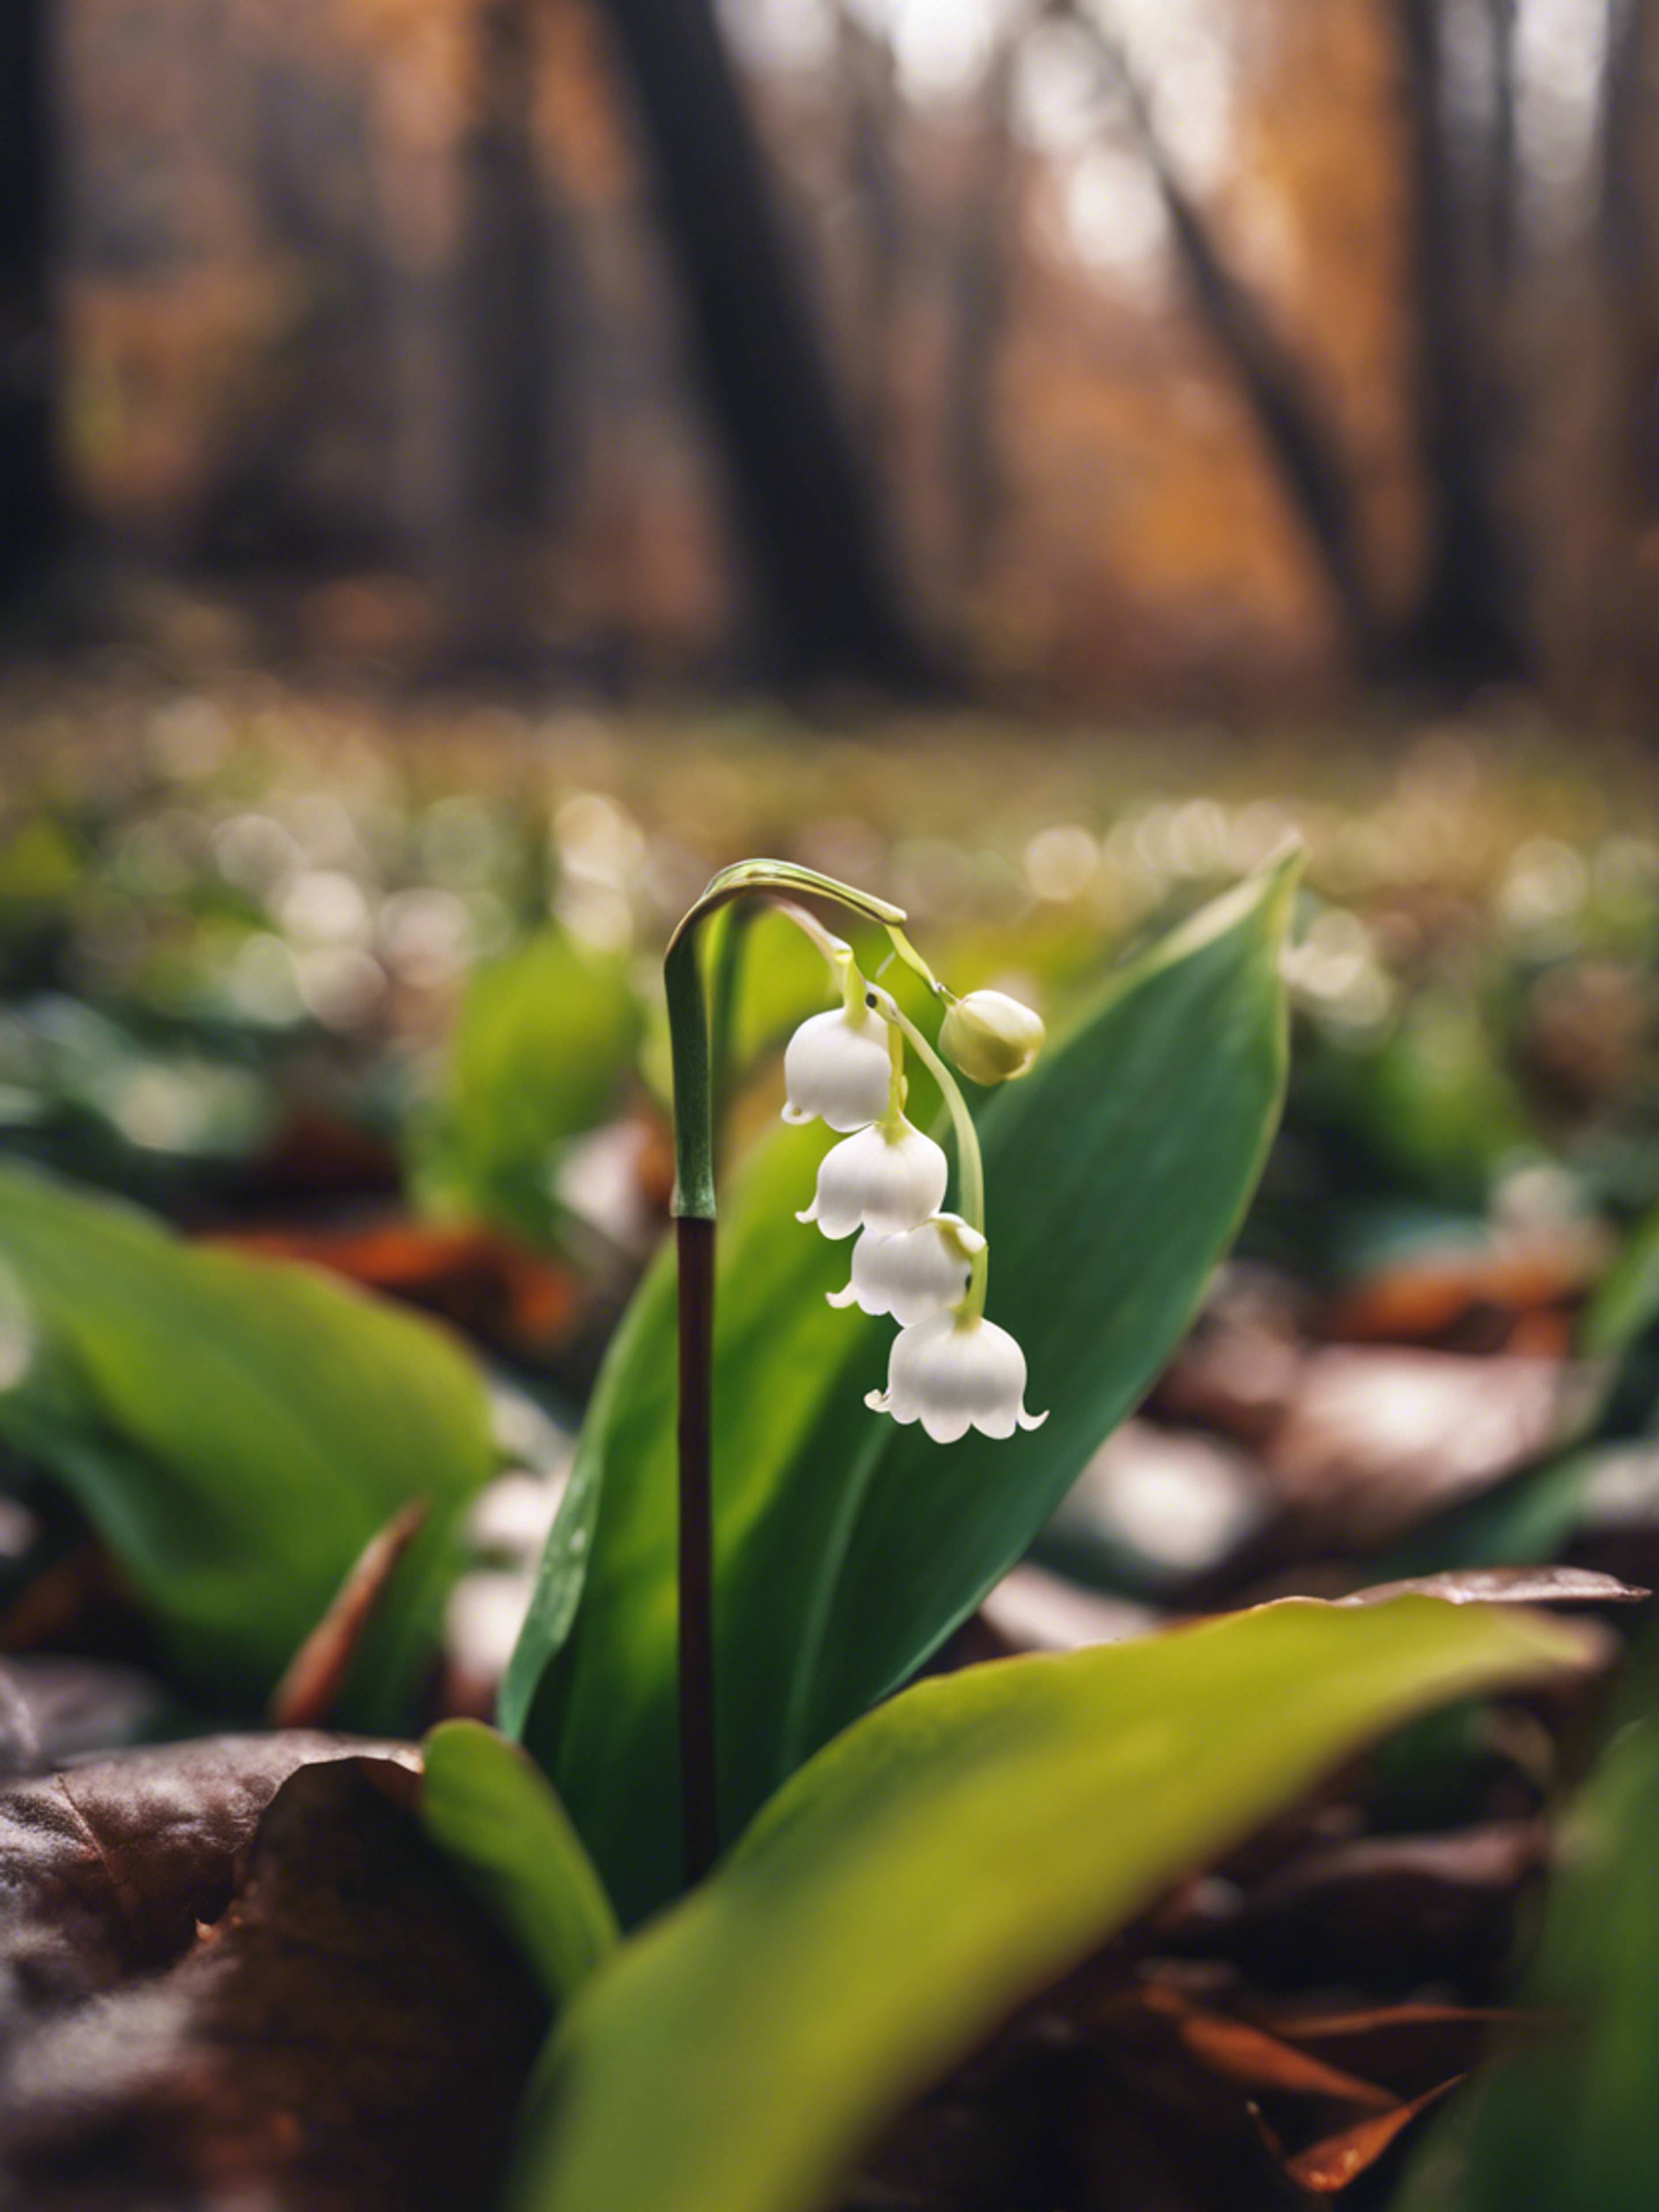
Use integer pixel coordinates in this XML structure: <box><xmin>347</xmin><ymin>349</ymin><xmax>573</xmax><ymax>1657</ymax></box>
<box><xmin>828</xmin><ymin>1213</ymin><xmax>984</xmax><ymax>1325</ymax></box>
<box><xmin>866</xmin><ymin>1310</ymin><xmax>1048</xmax><ymax>1443</ymax></box>
<box><xmin>782</xmin><ymin>1006</ymin><xmax>893</xmax><ymax>1133</ymax></box>
<box><xmin>798</xmin><ymin>1117</ymin><xmax>949</xmax><ymax>1239</ymax></box>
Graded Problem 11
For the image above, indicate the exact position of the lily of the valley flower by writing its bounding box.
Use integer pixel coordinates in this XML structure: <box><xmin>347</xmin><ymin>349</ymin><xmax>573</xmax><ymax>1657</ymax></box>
<box><xmin>828</xmin><ymin>1213</ymin><xmax>984</xmax><ymax>1325</ymax></box>
<box><xmin>782</xmin><ymin>1005</ymin><xmax>893</xmax><ymax>1132</ymax></box>
<box><xmin>940</xmin><ymin>988</ymin><xmax>1046</xmax><ymax>1085</ymax></box>
<box><xmin>866</xmin><ymin>1309</ymin><xmax>1048</xmax><ymax>1444</ymax></box>
<box><xmin>761</xmin><ymin>909</ymin><xmax>1046</xmax><ymax>1444</ymax></box>
<box><xmin>798</xmin><ymin>1116</ymin><xmax>949</xmax><ymax>1239</ymax></box>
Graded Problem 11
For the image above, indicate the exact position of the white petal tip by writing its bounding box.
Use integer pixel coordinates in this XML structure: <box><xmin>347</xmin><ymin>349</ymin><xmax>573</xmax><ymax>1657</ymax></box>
<box><xmin>826</xmin><ymin>1285</ymin><xmax>859</xmax><ymax>1308</ymax></box>
<box><xmin>795</xmin><ymin>1204</ymin><xmax>818</xmax><ymax>1225</ymax></box>
<box><xmin>864</xmin><ymin>1389</ymin><xmax>891</xmax><ymax>1413</ymax></box>
<box><xmin>1018</xmin><ymin>1407</ymin><xmax>1050</xmax><ymax>1430</ymax></box>
<box><xmin>781</xmin><ymin>1104</ymin><xmax>812</xmax><ymax>1125</ymax></box>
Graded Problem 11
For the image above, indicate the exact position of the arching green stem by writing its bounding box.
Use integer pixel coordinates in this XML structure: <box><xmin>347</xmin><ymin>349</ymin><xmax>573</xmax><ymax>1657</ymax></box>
<box><xmin>706</xmin><ymin>904</ymin><xmax>752</xmax><ymax>1182</ymax></box>
<box><xmin>665</xmin><ymin>864</ymin><xmax>907</xmax><ymax>1221</ymax></box>
<box><xmin>660</xmin><ymin>861</ymin><xmax>938</xmax><ymax>1885</ymax></box>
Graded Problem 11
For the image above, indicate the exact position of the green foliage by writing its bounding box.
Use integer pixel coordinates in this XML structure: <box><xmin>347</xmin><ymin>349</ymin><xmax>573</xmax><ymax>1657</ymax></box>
<box><xmin>1395</xmin><ymin>1652</ymin><xmax>1659</xmax><ymax>2212</ymax></box>
<box><xmin>503</xmin><ymin>863</ymin><xmax>1297</xmax><ymax>1922</ymax></box>
<box><xmin>1294</xmin><ymin>987</ymin><xmax>1534</xmax><ymax>1215</ymax></box>
<box><xmin>0</xmin><ymin>1162</ymin><xmax>494</xmax><ymax>1720</ymax></box>
<box><xmin>1574</xmin><ymin>1199</ymin><xmax>1659</xmax><ymax>1445</ymax></box>
<box><xmin>422</xmin><ymin>1721</ymin><xmax>618</xmax><ymax>2006</ymax></box>
<box><xmin>509</xmin><ymin>1597</ymin><xmax>1595</xmax><ymax>2212</ymax></box>
<box><xmin>414</xmin><ymin>929</ymin><xmax>642</xmax><ymax>1244</ymax></box>
<box><xmin>1580</xmin><ymin>1200</ymin><xmax>1659</xmax><ymax>1364</ymax></box>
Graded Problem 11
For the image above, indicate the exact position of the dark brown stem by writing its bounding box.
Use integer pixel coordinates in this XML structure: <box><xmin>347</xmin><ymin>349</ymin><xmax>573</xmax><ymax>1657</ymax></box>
<box><xmin>676</xmin><ymin>1213</ymin><xmax>719</xmax><ymax>1884</ymax></box>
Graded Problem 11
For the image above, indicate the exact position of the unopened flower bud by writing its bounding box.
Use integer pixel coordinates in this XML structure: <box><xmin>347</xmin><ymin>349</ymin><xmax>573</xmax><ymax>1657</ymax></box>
<box><xmin>940</xmin><ymin>990</ymin><xmax>1045</xmax><ymax>1085</ymax></box>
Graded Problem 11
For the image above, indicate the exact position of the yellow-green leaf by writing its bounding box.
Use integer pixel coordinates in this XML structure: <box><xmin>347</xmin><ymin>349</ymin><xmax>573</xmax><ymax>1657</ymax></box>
<box><xmin>512</xmin><ymin>1597</ymin><xmax>1597</xmax><ymax>2212</ymax></box>
<box><xmin>422</xmin><ymin>1720</ymin><xmax>618</xmax><ymax>2006</ymax></box>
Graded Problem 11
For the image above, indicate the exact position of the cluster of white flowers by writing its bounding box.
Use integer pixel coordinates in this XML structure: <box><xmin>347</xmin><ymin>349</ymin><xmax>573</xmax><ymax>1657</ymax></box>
<box><xmin>783</xmin><ymin>979</ymin><xmax>1047</xmax><ymax>1445</ymax></box>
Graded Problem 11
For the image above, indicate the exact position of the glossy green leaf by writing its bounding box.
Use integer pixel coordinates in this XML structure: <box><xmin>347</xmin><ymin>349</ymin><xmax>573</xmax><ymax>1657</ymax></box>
<box><xmin>0</xmin><ymin>1162</ymin><xmax>494</xmax><ymax>1719</ymax></box>
<box><xmin>510</xmin><ymin>1597</ymin><xmax>1597</xmax><ymax>2212</ymax></box>
<box><xmin>422</xmin><ymin>1720</ymin><xmax>618</xmax><ymax>2006</ymax></box>
<box><xmin>414</xmin><ymin>927</ymin><xmax>642</xmax><ymax>1244</ymax></box>
<box><xmin>1395</xmin><ymin>1646</ymin><xmax>1659</xmax><ymax>2212</ymax></box>
<box><xmin>505</xmin><ymin>864</ymin><xmax>1297</xmax><ymax>1922</ymax></box>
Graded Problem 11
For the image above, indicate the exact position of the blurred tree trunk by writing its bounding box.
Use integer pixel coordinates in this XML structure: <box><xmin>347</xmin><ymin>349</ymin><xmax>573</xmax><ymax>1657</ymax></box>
<box><xmin>460</xmin><ymin>0</ymin><xmax>558</xmax><ymax>541</ymax></box>
<box><xmin>1074</xmin><ymin>10</ymin><xmax>1385</xmax><ymax>676</ymax></box>
<box><xmin>836</xmin><ymin>7</ymin><xmax>903</xmax><ymax>465</ymax></box>
<box><xmin>1601</xmin><ymin>0</ymin><xmax>1659</xmax><ymax>523</ymax></box>
<box><xmin>1598</xmin><ymin>0</ymin><xmax>1659</xmax><ymax>713</ymax></box>
<box><xmin>1484</xmin><ymin>0</ymin><xmax>1518</xmax><ymax>283</ymax></box>
<box><xmin>1392</xmin><ymin>0</ymin><xmax>1527</xmax><ymax>685</ymax></box>
<box><xmin>0</xmin><ymin>0</ymin><xmax>59</xmax><ymax>609</ymax></box>
<box><xmin>946</xmin><ymin>16</ymin><xmax>1023</xmax><ymax>593</ymax></box>
<box><xmin>196</xmin><ymin>66</ymin><xmax>392</xmax><ymax>570</ymax></box>
<box><xmin>452</xmin><ymin>0</ymin><xmax>564</xmax><ymax>661</ymax></box>
<box><xmin>596</xmin><ymin>0</ymin><xmax>927</xmax><ymax>687</ymax></box>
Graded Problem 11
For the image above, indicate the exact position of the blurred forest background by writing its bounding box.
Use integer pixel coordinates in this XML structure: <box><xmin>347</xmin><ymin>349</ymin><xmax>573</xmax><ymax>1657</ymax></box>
<box><xmin>5</xmin><ymin>0</ymin><xmax>1659</xmax><ymax>720</ymax></box>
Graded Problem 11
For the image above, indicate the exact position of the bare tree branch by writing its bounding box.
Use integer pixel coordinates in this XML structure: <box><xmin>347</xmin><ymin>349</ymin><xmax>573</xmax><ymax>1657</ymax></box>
<box><xmin>1060</xmin><ymin>0</ymin><xmax>1384</xmax><ymax>673</ymax></box>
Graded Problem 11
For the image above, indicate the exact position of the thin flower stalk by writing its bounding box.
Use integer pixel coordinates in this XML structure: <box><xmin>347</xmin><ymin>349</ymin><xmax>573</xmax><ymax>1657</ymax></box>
<box><xmin>662</xmin><ymin>861</ymin><xmax>1046</xmax><ymax>1885</ymax></box>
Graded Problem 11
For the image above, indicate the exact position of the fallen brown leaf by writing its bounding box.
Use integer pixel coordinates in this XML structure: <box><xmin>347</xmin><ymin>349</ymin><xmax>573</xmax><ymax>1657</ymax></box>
<box><xmin>0</xmin><ymin>1655</ymin><xmax>169</xmax><ymax>1775</ymax></box>
<box><xmin>1241</xmin><ymin>1998</ymin><xmax>1532</xmax><ymax>2100</ymax></box>
<box><xmin>0</xmin><ymin>1733</ymin><xmax>414</xmax><ymax>2048</ymax></box>
<box><xmin>0</xmin><ymin>1755</ymin><xmax>543</xmax><ymax>2211</ymax></box>
<box><xmin>1285</xmin><ymin>2073</ymin><xmax>1465</xmax><ymax>2192</ymax></box>
<box><xmin>209</xmin><ymin>1216</ymin><xmax>581</xmax><ymax>1356</ymax></box>
<box><xmin>1264</xmin><ymin>1348</ymin><xmax>1593</xmax><ymax>1548</ymax></box>
<box><xmin>271</xmin><ymin>1500</ymin><xmax>431</xmax><ymax>1729</ymax></box>
<box><xmin>1172</xmin><ymin>1821</ymin><xmax>1549</xmax><ymax>1994</ymax></box>
<box><xmin>1132</xmin><ymin>1983</ymin><xmax>1395</xmax><ymax>2110</ymax></box>
<box><xmin>1338</xmin><ymin>1566</ymin><xmax>1648</xmax><ymax>1609</ymax></box>
<box><xmin>1320</xmin><ymin>1230</ymin><xmax>1607</xmax><ymax>1350</ymax></box>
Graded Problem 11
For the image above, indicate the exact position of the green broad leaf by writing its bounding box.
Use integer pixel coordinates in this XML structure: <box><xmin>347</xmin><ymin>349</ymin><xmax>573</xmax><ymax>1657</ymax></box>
<box><xmin>413</xmin><ymin>927</ymin><xmax>642</xmax><ymax>1245</ymax></box>
<box><xmin>1580</xmin><ymin>1199</ymin><xmax>1659</xmax><ymax>1363</ymax></box>
<box><xmin>509</xmin><ymin>1597</ymin><xmax>1598</xmax><ymax>2212</ymax></box>
<box><xmin>0</xmin><ymin>1162</ymin><xmax>494</xmax><ymax>1719</ymax></box>
<box><xmin>421</xmin><ymin>1720</ymin><xmax>618</xmax><ymax>2006</ymax></box>
<box><xmin>505</xmin><ymin>862</ymin><xmax>1297</xmax><ymax>1923</ymax></box>
<box><xmin>1393</xmin><ymin>1649</ymin><xmax>1659</xmax><ymax>2212</ymax></box>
